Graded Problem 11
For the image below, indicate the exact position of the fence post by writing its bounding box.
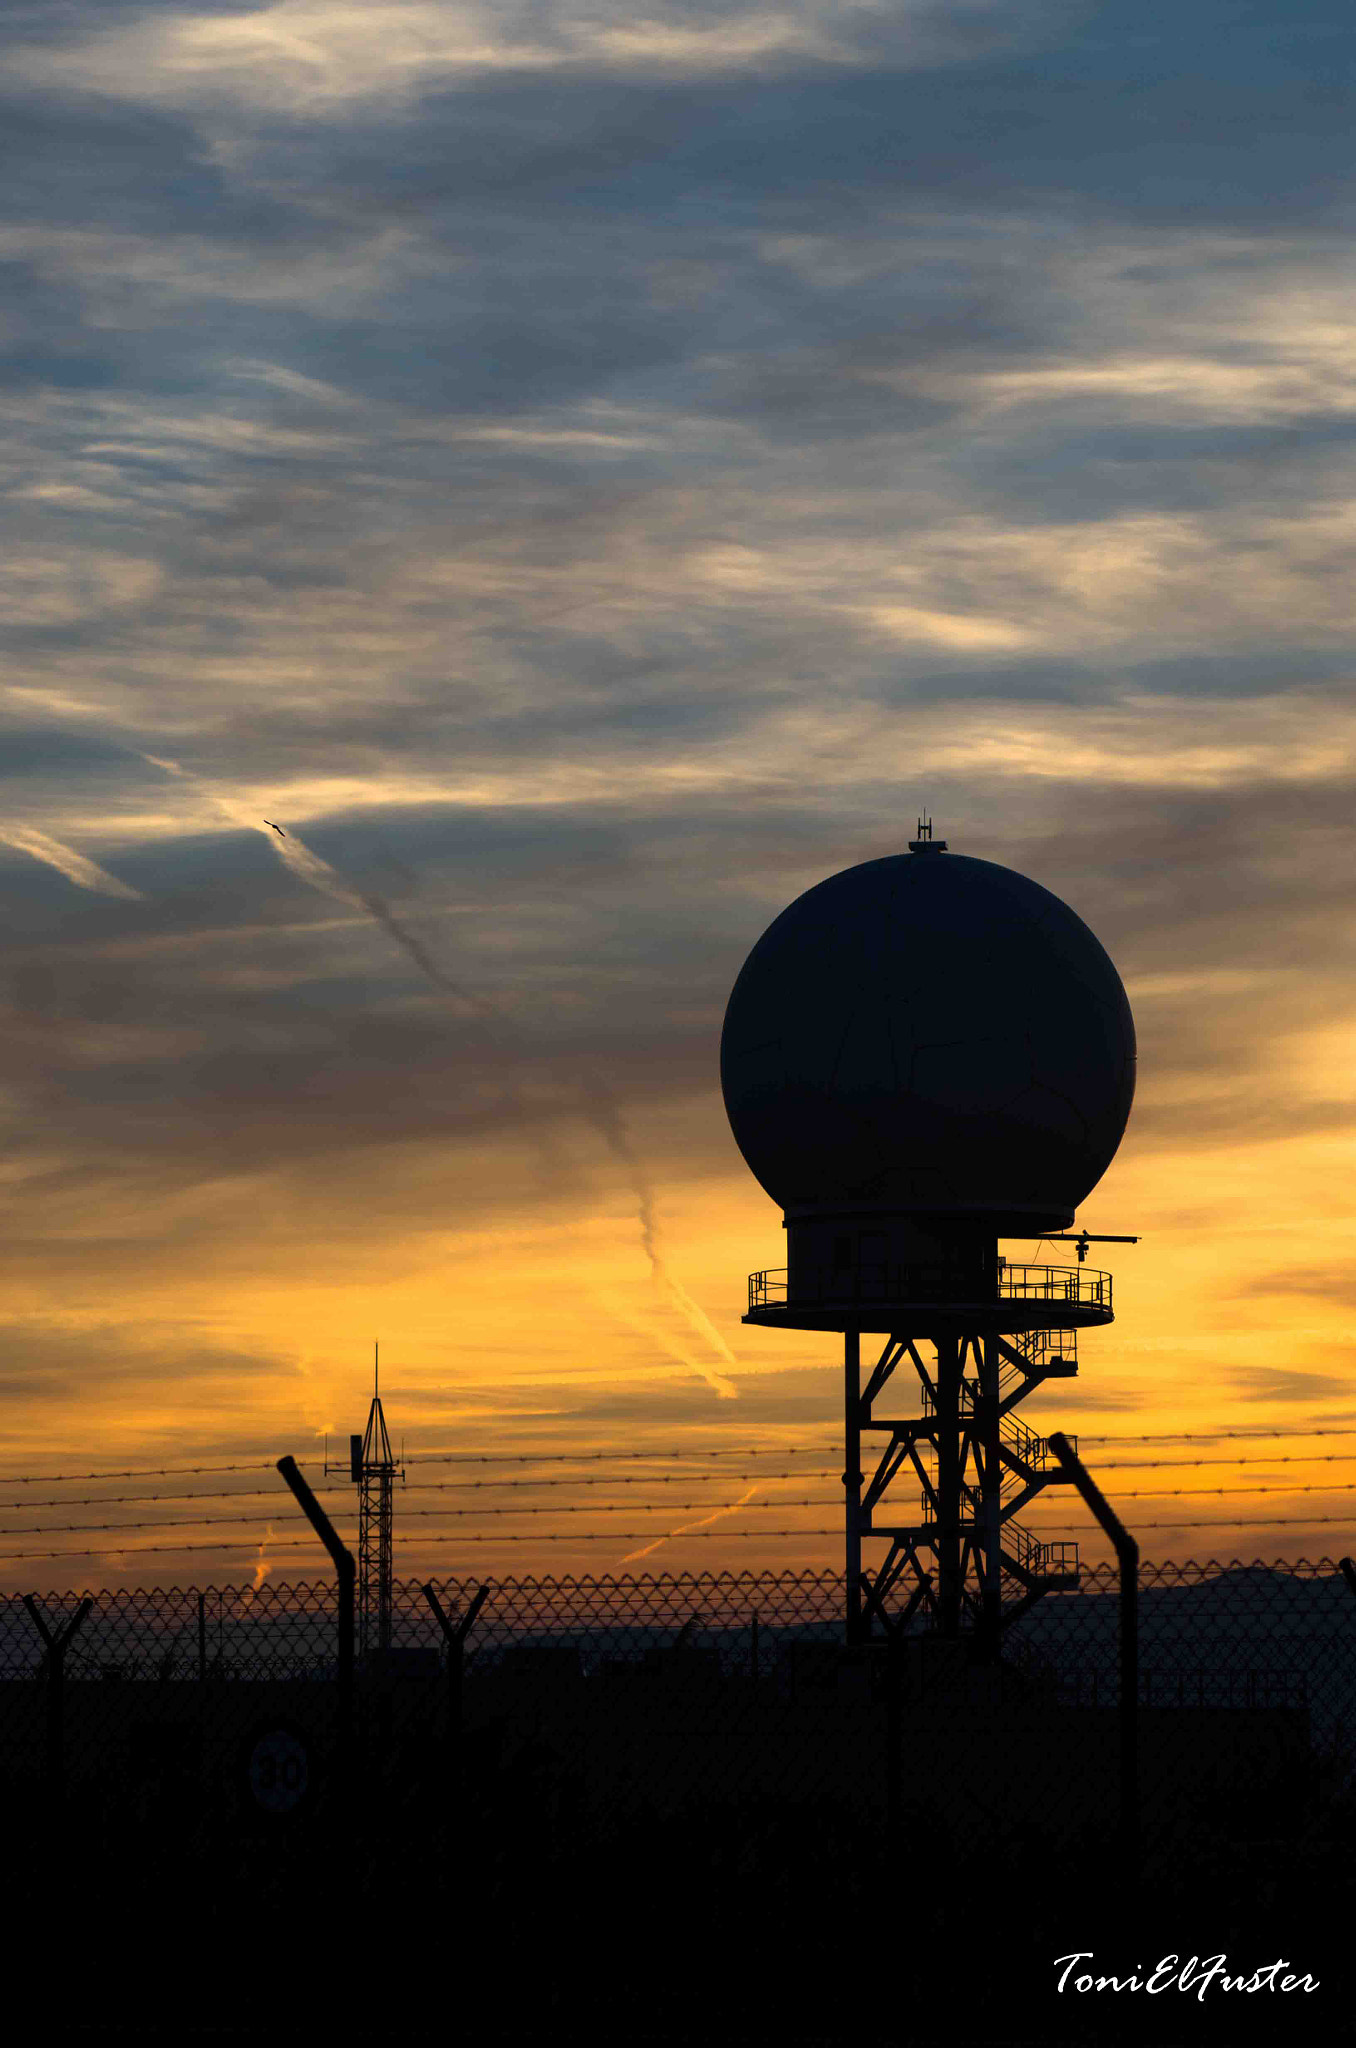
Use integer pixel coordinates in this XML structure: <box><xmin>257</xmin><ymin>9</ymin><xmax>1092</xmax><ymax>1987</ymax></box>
<box><xmin>750</xmin><ymin>1611</ymin><xmax>759</xmax><ymax>1685</ymax></box>
<box><xmin>1339</xmin><ymin>1557</ymin><xmax>1356</xmax><ymax>1605</ymax></box>
<box><xmin>23</xmin><ymin>1595</ymin><xmax>92</xmax><ymax>1808</ymax></box>
<box><xmin>276</xmin><ymin>1456</ymin><xmax>355</xmax><ymax>1770</ymax></box>
<box><xmin>1047</xmin><ymin>1433</ymin><xmax>1139</xmax><ymax>1877</ymax></box>
<box><xmin>886</xmin><ymin>1631</ymin><xmax>902</xmax><ymax>1838</ymax></box>
<box><xmin>197</xmin><ymin>1591</ymin><xmax>207</xmax><ymax>1682</ymax></box>
<box><xmin>423</xmin><ymin>1584</ymin><xmax>490</xmax><ymax>1790</ymax></box>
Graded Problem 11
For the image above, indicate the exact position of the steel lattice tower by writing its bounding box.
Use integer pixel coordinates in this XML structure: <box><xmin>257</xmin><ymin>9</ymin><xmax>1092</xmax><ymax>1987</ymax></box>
<box><xmin>355</xmin><ymin>1344</ymin><xmax>400</xmax><ymax>1663</ymax></box>
<box><xmin>747</xmin><ymin>1278</ymin><xmax>1111</xmax><ymax>1647</ymax></box>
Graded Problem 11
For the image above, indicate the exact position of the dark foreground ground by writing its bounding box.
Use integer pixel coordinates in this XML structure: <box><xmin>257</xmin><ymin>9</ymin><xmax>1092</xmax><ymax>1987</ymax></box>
<box><xmin>9</xmin><ymin>1762</ymin><xmax>1356</xmax><ymax>2048</ymax></box>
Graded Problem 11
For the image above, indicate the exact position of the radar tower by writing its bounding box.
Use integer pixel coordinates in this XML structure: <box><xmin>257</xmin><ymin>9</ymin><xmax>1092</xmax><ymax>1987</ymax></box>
<box><xmin>721</xmin><ymin>829</ymin><xmax>1138</xmax><ymax>1650</ymax></box>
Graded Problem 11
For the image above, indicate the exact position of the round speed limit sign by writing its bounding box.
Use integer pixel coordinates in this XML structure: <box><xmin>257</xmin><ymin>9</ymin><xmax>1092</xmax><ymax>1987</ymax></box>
<box><xmin>244</xmin><ymin>1724</ymin><xmax>311</xmax><ymax>1817</ymax></box>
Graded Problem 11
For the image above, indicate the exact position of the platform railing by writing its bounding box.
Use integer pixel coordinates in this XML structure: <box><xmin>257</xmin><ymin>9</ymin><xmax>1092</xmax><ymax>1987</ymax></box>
<box><xmin>1014</xmin><ymin>1326</ymin><xmax>1078</xmax><ymax>1371</ymax></box>
<box><xmin>1000</xmin><ymin>1522</ymin><xmax>1079</xmax><ymax>1581</ymax></box>
<box><xmin>747</xmin><ymin>1262</ymin><xmax>1112</xmax><ymax>1315</ymax></box>
<box><xmin>915</xmin><ymin>1514</ymin><xmax>1079</xmax><ymax>1585</ymax></box>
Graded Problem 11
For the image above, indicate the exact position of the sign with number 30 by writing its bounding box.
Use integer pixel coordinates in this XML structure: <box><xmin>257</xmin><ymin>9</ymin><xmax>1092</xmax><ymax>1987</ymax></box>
<box><xmin>245</xmin><ymin>1726</ymin><xmax>311</xmax><ymax>1816</ymax></box>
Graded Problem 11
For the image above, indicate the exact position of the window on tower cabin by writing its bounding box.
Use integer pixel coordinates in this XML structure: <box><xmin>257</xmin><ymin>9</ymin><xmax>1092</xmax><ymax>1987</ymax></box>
<box><xmin>833</xmin><ymin>1236</ymin><xmax>852</xmax><ymax>1269</ymax></box>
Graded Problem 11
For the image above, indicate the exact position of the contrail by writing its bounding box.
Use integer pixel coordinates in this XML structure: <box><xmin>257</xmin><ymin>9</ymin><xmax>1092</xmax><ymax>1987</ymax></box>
<box><xmin>621</xmin><ymin>1484</ymin><xmax>759</xmax><ymax>1564</ymax></box>
<box><xmin>240</xmin><ymin>1524</ymin><xmax>275</xmax><ymax>1606</ymax></box>
<box><xmin>579</xmin><ymin>1071</ymin><xmax>740</xmax><ymax>1382</ymax></box>
<box><xmin>141</xmin><ymin>750</ymin><xmax>736</xmax><ymax>1389</ymax></box>
<box><xmin>142</xmin><ymin>752</ymin><xmax>493</xmax><ymax>1018</ymax></box>
<box><xmin>271</xmin><ymin>829</ymin><xmax>494</xmax><ymax>1019</ymax></box>
<box><xmin>594</xmin><ymin>1289</ymin><xmax>737</xmax><ymax>1401</ymax></box>
<box><xmin>1</xmin><ymin>826</ymin><xmax>142</xmax><ymax>899</ymax></box>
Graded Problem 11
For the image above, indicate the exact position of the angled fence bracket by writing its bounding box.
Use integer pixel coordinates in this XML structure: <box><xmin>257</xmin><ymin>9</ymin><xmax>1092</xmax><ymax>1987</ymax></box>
<box><xmin>23</xmin><ymin>1595</ymin><xmax>92</xmax><ymax>1805</ymax></box>
<box><xmin>276</xmin><ymin>1456</ymin><xmax>355</xmax><ymax>1763</ymax></box>
<box><xmin>424</xmin><ymin>1583</ymin><xmax>490</xmax><ymax>1772</ymax></box>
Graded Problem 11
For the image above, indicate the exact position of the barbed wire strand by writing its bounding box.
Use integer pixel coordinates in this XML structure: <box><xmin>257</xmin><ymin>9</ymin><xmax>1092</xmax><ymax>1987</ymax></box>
<box><xmin>8</xmin><ymin>1425</ymin><xmax>1356</xmax><ymax>1489</ymax></box>
<box><xmin>1077</xmin><ymin>1427</ymin><xmax>1356</xmax><ymax>1445</ymax></box>
<box><xmin>0</xmin><ymin>1529</ymin><xmax>834</xmax><ymax>1563</ymax></box>
<box><xmin>13</xmin><ymin>1447</ymin><xmax>1356</xmax><ymax>1514</ymax></box>
<box><xmin>5</xmin><ymin>1475</ymin><xmax>1356</xmax><ymax>1537</ymax></box>
<box><xmin>0</xmin><ymin>1470</ymin><xmax>845</xmax><ymax>1512</ymax></box>
<box><xmin>4</xmin><ymin>1509</ymin><xmax>1356</xmax><ymax>1567</ymax></box>
<box><xmin>0</xmin><ymin>1447</ymin><xmax>842</xmax><ymax>1487</ymax></box>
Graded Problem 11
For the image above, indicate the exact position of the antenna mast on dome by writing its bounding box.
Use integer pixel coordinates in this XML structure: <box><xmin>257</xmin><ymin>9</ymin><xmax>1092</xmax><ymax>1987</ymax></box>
<box><xmin>908</xmin><ymin>813</ymin><xmax>947</xmax><ymax>853</ymax></box>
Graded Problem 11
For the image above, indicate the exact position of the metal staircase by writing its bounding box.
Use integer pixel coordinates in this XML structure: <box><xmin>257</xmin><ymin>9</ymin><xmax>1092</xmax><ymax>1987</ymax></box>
<box><xmin>859</xmin><ymin>1320</ymin><xmax>1084</xmax><ymax>1632</ymax></box>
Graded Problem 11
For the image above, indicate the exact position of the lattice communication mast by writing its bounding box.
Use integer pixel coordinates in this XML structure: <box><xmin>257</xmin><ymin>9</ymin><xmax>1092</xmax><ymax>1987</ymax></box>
<box><xmin>720</xmin><ymin>824</ymin><xmax>1138</xmax><ymax>1648</ymax></box>
<box><xmin>348</xmin><ymin>1343</ymin><xmax>402</xmax><ymax>1662</ymax></box>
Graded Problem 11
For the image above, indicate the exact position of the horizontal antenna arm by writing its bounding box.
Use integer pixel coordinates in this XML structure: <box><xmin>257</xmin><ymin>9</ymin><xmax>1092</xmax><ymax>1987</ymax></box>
<box><xmin>1046</xmin><ymin>1233</ymin><xmax>1140</xmax><ymax>1244</ymax></box>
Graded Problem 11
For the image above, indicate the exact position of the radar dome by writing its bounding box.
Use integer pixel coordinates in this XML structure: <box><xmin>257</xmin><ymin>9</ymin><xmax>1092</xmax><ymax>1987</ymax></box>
<box><xmin>720</xmin><ymin>842</ymin><xmax>1135</xmax><ymax>1241</ymax></box>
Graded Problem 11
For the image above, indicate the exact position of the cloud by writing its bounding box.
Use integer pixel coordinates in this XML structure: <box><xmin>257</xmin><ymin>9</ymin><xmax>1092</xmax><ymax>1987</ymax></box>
<box><xmin>3</xmin><ymin>0</ymin><xmax>1356</xmax><ymax>1572</ymax></box>
<box><xmin>2</xmin><ymin>1</ymin><xmax>1046</xmax><ymax>117</ymax></box>
<box><xmin>1242</xmin><ymin>1269</ymin><xmax>1356</xmax><ymax>1311</ymax></box>
<box><xmin>1228</xmin><ymin>1368</ymin><xmax>1356</xmax><ymax>1406</ymax></box>
<box><xmin>0</xmin><ymin>826</ymin><xmax>142</xmax><ymax>899</ymax></box>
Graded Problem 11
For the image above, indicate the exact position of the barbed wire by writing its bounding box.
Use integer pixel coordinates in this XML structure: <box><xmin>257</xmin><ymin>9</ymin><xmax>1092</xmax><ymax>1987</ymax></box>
<box><xmin>1095</xmin><ymin>1452</ymin><xmax>1356</xmax><ymax>1471</ymax></box>
<box><xmin>6</xmin><ymin>1470</ymin><xmax>1356</xmax><ymax>1543</ymax></box>
<box><xmin>406</xmin><ymin>1447</ymin><xmax>841</xmax><ymax>1466</ymax></box>
<box><xmin>8</xmin><ymin>1472</ymin><xmax>1356</xmax><ymax>1540</ymax></box>
<box><xmin>0</xmin><ymin>1469</ymin><xmax>844</xmax><ymax>1512</ymax></box>
<box><xmin>14</xmin><ymin>1449</ymin><xmax>1356</xmax><ymax>1515</ymax></box>
<box><xmin>1041</xmin><ymin>1516</ymin><xmax>1356</xmax><ymax>1531</ymax></box>
<box><xmin>1106</xmin><ymin>1484</ymin><xmax>1355</xmax><ymax>1500</ymax></box>
<box><xmin>0</xmin><ymin>1462</ymin><xmax>293</xmax><ymax>1486</ymax></box>
<box><xmin>3</xmin><ymin>1506</ymin><xmax>1355</xmax><ymax>1567</ymax></box>
<box><xmin>0</xmin><ymin>1446</ymin><xmax>840</xmax><ymax>1488</ymax></box>
<box><xmin>1076</xmin><ymin>1427</ymin><xmax>1356</xmax><ymax>1445</ymax></box>
<box><xmin>0</xmin><ymin>1529</ymin><xmax>844</xmax><ymax>1563</ymax></box>
<box><xmin>8</xmin><ymin>1426</ymin><xmax>1356</xmax><ymax>1490</ymax></box>
<box><xmin>0</xmin><ymin>1500</ymin><xmax>847</xmax><ymax>1539</ymax></box>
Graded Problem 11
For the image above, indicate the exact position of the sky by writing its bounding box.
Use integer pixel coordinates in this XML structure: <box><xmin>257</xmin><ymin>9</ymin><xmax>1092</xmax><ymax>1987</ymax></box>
<box><xmin>3</xmin><ymin>0</ymin><xmax>1356</xmax><ymax>1588</ymax></box>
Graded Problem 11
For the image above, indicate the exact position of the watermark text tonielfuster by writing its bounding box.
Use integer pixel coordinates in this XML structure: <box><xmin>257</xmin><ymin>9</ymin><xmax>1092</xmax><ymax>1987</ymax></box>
<box><xmin>1054</xmin><ymin>1953</ymin><xmax>1318</xmax><ymax>2001</ymax></box>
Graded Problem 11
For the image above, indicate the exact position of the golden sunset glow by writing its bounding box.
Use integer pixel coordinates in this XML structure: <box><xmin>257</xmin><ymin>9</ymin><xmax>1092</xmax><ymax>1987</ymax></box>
<box><xmin>4</xmin><ymin>0</ymin><xmax>1356</xmax><ymax>1591</ymax></box>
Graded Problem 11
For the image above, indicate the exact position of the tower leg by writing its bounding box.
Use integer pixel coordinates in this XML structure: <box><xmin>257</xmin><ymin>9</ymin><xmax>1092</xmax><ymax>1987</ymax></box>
<box><xmin>935</xmin><ymin>1332</ymin><xmax>962</xmax><ymax>1636</ymax></box>
<box><xmin>977</xmin><ymin>1332</ymin><xmax>1003</xmax><ymax>1663</ymax></box>
<box><xmin>378</xmin><ymin>1472</ymin><xmax>393</xmax><ymax>1654</ymax></box>
<box><xmin>844</xmin><ymin>1329</ymin><xmax>862</xmax><ymax>1643</ymax></box>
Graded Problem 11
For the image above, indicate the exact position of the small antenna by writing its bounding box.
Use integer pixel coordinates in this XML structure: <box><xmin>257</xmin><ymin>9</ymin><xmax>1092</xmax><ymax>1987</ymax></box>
<box><xmin>374</xmin><ymin>1339</ymin><xmax>378</xmax><ymax>1396</ymax></box>
<box><xmin>908</xmin><ymin>812</ymin><xmax>948</xmax><ymax>854</ymax></box>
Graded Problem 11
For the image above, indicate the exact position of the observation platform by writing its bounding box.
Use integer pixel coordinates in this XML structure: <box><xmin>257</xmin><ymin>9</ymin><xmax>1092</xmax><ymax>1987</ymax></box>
<box><xmin>743</xmin><ymin>1261</ymin><xmax>1114</xmax><ymax>1334</ymax></box>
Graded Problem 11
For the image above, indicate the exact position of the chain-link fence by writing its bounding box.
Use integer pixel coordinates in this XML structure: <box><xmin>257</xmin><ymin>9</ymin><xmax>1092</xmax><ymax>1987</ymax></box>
<box><xmin>4</xmin><ymin>1558</ymin><xmax>1353</xmax><ymax>1842</ymax></box>
<box><xmin>4</xmin><ymin>1559</ymin><xmax>1353</xmax><ymax>2038</ymax></box>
